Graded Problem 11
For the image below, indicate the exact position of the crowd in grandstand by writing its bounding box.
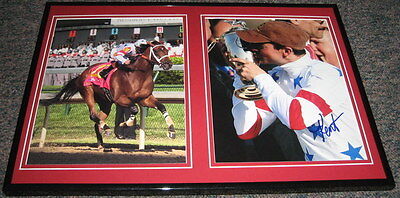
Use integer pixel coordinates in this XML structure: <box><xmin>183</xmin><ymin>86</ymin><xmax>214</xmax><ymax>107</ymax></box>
<box><xmin>44</xmin><ymin>40</ymin><xmax>184</xmax><ymax>86</ymax></box>
<box><xmin>47</xmin><ymin>40</ymin><xmax>184</xmax><ymax>68</ymax></box>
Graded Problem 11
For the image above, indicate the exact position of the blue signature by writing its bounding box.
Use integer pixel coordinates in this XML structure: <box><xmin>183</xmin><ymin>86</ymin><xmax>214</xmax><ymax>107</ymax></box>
<box><xmin>307</xmin><ymin>112</ymin><xmax>344</xmax><ymax>142</ymax></box>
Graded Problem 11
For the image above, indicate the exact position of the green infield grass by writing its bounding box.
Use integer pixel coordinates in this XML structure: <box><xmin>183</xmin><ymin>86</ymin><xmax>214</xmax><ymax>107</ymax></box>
<box><xmin>31</xmin><ymin>102</ymin><xmax>186</xmax><ymax>147</ymax></box>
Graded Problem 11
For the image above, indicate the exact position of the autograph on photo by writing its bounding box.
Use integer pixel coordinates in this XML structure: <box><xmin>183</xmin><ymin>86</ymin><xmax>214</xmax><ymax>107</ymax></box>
<box><xmin>308</xmin><ymin>112</ymin><xmax>344</xmax><ymax>142</ymax></box>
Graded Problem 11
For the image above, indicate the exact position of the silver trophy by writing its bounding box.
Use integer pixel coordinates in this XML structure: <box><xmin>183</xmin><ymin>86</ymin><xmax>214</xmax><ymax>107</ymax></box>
<box><xmin>223</xmin><ymin>21</ymin><xmax>263</xmax><ymax>101</ymax></box>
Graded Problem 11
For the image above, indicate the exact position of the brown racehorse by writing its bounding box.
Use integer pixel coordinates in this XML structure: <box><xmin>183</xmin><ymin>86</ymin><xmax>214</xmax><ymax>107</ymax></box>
<box><xmin>44</xmin><ymin>41</ymin><xmax>176</xmax><ymax>150</ymax></box>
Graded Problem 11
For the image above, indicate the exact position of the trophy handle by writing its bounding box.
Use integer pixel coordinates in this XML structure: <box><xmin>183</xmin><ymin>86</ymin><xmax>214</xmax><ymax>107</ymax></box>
<box><xmin>223</xmin><ymin>29</ymin><xmax>263</xmax><ymax>101</ymax></box>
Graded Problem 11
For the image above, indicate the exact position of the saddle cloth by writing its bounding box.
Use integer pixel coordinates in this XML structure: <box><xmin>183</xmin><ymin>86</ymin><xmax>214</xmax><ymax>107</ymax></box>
<box><xmin>83</xmin><ymin>62</ymin><xmax>117</xmax><ymax>90</ymax></box>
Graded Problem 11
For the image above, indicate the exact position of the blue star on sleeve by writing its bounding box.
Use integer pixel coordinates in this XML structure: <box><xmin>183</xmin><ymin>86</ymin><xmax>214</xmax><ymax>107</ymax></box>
<box><xmin>341</xmin><ymin>143</ymin><xmax>364</xmax><ymax>160</ymax></box>
<box><xmin>271</xmin><ymin>72</ymin><xmax>279</xmax><ymax>81</ymax></box>
<box><xmin>307</xmin><ymin>123</ymin><xmax>326</xmax><ymax>142</ymax></box>
<box><xmin>305</xmin><ymin>148</ymin><xmax>314</xmax><ymax>161</ymax></box>
<box><xmin>293</xmin><ymin>75</ymin><xmax>303</xmax><ymax>89</ymax></box>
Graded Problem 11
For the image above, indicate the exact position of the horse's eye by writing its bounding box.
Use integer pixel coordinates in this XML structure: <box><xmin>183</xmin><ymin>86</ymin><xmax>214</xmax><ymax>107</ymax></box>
<box><xmin>155</xmin><ymin>47</ymin><xmax>164</xmax><ymax>52</ymax></box>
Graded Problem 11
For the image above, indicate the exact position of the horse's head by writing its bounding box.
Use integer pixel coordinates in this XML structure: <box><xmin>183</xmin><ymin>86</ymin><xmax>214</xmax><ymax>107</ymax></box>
<box><xmin>148</xmin><ymin>41</ymin><xmax>173</xmax><ymax>70</ymax></box>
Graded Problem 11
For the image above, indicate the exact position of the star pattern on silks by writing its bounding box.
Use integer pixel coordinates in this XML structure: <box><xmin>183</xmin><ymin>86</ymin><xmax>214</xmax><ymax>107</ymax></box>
<box><xmin>293</xmin><ymin>75</ymin><xmax>303</xmax><ymax>89</ymax></box>
<box><xmin>271</xmin><ymin>72</ymin><xmax>279</xmax><ymax>81</ymax></box>
<box><xmin>307</xmin><ymin>124</ymin><xmax>326</xmax><ymax>142</ymax></box>
<box><xmin>341</xmin><ymin>143</ymin><xmax>364</xmax><ymax>160</ymax></box>
<box><xmin>305</xmin><ymin>148</ymin><xmax>314</xmax><ymax>161</ymax></box>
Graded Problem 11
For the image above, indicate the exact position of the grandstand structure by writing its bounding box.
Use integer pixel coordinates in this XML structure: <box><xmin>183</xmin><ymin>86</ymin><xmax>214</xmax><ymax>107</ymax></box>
<box><xmin>45</xmin><ymin>17</ymin><xmax>184</xmax><ymax>86</ymax></box>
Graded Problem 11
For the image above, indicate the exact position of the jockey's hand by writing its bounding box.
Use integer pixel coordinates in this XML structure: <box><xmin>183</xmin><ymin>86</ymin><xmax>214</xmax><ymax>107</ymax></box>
<box><xmin>123</xmin><ymin>60</ymin><xmax>131</xmax><ymax>65</ymax></box>
<box><xmin>230</xmin><ymin>57</ymin><xmax>266</xmax><ymax>81</ymax></box>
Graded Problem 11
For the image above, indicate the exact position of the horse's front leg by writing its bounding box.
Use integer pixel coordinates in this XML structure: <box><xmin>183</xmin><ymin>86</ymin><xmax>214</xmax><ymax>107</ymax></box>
<box><xmin>139</xmin><ymin>95</ymin><xmax>176</xmax><ymax>139</ymax></box>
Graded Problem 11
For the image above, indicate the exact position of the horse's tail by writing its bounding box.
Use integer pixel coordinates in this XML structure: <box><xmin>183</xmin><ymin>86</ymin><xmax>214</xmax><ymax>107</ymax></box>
<box><xmin>41</xmin><ymin>77</ymin><xmax>80</xmax><ymax>105</ymax></box>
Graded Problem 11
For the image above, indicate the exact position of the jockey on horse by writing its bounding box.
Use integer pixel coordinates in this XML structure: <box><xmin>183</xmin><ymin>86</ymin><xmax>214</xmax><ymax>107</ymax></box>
<box><xmin>99</xmin><ymin>39</ymin><xmax>148</xmax><ymax>78</ymax></box>
<box><xmin>97</xmin><ymin>39</ymin><xmax>153</xmax><ymax>138</ymax></box>
<box><xmin>44</xmin><ymin>38</ymin><xmax>176</xmax><ymax>150</ymax></box>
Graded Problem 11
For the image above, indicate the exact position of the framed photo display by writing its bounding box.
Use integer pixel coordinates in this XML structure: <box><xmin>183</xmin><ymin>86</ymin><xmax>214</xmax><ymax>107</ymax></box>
<box><xmin>3</xmin><ymin>2</ymin><xmax>394</xmax><ymax>195</ymax></box>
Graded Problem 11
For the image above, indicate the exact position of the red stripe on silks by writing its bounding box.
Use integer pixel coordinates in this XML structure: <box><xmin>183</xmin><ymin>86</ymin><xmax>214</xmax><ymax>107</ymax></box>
<box><xmin>289</xmin><ymin>99</ymin><xmax>307</xmax><ymax>130</ymax></box>
<box><xmin>255</xmin><ymin>99</ymin><xmax>272</xmax><ymax>112</ymax></box>
<box><xmin>238</xmin><ymin>111</ymin><xmax>262</xmax><ymax>140</ymax></box>
<box><xmin>296</xmin><ymin>90</ymin><xmax>332</xmax><ymax>116</ymax></box>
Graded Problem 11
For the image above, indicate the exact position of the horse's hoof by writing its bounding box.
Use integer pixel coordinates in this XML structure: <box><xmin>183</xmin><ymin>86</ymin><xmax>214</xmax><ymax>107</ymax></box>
<box><xmin>168</xmin><ymin>125</ymin><xmax>176</xmax><ymax>139</ymax></box>
<box><xmin>168</xmin><ymin>132</ymin><xmax>176</xmax><ymax>139</ymax></box>
<box><xmin>168</xmin><ymin>125</ymin><xmax>176</xmax><ymax>132</ymax></box>
<box><xmin>103</xmin><ymin>125</ymin><xmax>112</xmax><ymax>136</ymax></box>
<box><xmin>116</xmin><ymin>134</ymin><xmax>125</xmax><ymax>139</ymax></box>
<box><xmin>104</xmin><ymin>129</ymin><xmax>112</xmax><ymax>136</ymax></box>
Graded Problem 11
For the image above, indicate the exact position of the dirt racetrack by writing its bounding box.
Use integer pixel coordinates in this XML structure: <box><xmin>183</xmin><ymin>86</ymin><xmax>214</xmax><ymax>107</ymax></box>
<box><xmin>27</xmin><ymin>143</ymin><xmax>186</xmax><ymax>164</ymax></box>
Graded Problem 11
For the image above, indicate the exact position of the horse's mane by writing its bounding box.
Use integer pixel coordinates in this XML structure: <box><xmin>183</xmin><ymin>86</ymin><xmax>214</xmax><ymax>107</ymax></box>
<box><xmin>118</xmin><ymin>61</ymin><xmax>143</xmax><ymax>72</ymax></box>
<box><xmin>118</xmin><ymin>40</ymin><xmax>166</xmax><ymax>71</ymax></box>
<box><xmin>120</xmin><ymin>41</ymin><xmax>161</xmax><ymax>71</ymax></box>
<box><xmin>136</xmin><ymin>40</ymin><xmax>162</xmax><ymax>54</ymax></box>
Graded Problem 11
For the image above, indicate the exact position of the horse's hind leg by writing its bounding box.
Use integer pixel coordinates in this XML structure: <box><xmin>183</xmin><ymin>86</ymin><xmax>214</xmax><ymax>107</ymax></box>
<box><xmin>139</xmin><ymin>95</ymin><xmax>176</xmax><ymax>139</ymax></box>
<box><xmin>93</xmin><ymin>122</ymin><xmax>111</xmax><ymax>152</ymax></box>
<box><xmin>94</xmin><ymin>123</ymin><xmax>104</xmax><ymax>149</ymax></box>
<box><xmin>79</xmin><ymin>86</ymin><xmax>109</xmax><ymax>148</ymax></box>
<box><xmin>97</xmin><ymin>99</ymin><xmax>112</xmax><ymax>136</ymax></box>
<box><xmin>93</xmin><ymin>98</ymin><xmax>113</xmax><ymax>152</ymax></box>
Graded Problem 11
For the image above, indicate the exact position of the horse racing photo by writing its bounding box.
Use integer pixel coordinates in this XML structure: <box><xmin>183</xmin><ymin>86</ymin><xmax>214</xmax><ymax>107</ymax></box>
<box><xmin>27</xmin><ymin>17</ymin><xmax>188</xmax><ymax>165</ymax></box>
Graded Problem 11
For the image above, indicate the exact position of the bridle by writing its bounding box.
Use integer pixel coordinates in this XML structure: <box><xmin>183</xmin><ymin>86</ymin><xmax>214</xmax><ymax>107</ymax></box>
<box><xmin>138</xmin><ymin>44</ymin><xmax>169</xmax><ymax>65</ymax></box>
<box><xmin>124</xmin><ymin>43</ymin><xmax>172</xmax><ymax>71</ymax></box>
<box><xmin>149</xmin><ymin>44</ymin><xmax>170</xmax><ymax>64</ymax></box>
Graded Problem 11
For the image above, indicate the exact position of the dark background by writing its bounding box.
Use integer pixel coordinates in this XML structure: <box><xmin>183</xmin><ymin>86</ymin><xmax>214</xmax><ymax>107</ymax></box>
<box><xmin>0</xmin><ymin>0</ymin><xmax>398</xmax><ymax>197</ymax></box>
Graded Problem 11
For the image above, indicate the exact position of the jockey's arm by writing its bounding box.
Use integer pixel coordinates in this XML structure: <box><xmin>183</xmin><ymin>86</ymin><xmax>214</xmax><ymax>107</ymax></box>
<box><xmin>114</xmin><ymin>51</ymin><xmax>130</xmax><ymax>64</ymax></box>
<box><xmin>114</xmin><ymin>46</ymin><xmax>135</xmax><ymax>65</ymax></box>
<box><xmin>231</xmin><ymin>73</ymin><xmax>277</xmax><ymax>140</ymax></box>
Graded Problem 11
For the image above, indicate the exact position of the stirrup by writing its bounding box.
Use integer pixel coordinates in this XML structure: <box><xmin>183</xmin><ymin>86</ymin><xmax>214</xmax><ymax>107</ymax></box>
<box><xmin>101</xmin><ymin>88</ymin><xmax>114</xmax><ymax>102</ymax></box>
<box><xmin>100</xmin><ymin>66</ymin><xmax>114</xmax><ymax>79</ymax></box>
